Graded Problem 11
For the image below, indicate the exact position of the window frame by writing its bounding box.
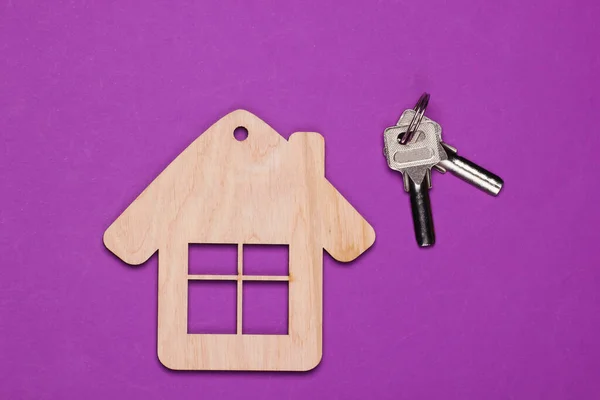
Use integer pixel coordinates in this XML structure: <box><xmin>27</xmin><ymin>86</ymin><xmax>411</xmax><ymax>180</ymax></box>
<box><xmin>187</xmin><ymin>243</ymin><xmax>290</xmax><ymax>335</ymax></box>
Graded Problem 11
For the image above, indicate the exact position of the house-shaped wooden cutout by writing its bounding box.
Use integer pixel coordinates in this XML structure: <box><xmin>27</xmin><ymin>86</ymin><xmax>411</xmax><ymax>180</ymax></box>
<box><xmin>104</xmin><ymin>110</ymin><xmax>375</xmax><ymax>371</ymax></box>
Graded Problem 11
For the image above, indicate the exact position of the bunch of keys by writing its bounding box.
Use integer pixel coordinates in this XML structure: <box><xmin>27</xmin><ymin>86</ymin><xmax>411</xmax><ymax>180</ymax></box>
<box><xmin>383</xmin><ymin>93</ymin><xmax>503</xmax><ymax>247</ymax></box>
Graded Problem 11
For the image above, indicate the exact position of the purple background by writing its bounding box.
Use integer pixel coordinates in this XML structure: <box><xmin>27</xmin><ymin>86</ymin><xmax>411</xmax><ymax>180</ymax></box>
<box><xmin>1</xmin><ymin>0</ymin><xmax>599</xmax><ymax>399</ymax></box>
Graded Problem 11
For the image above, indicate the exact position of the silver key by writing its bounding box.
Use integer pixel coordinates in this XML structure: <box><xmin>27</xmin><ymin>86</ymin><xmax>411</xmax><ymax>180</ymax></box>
<box><xmin>384</xmin><ymin>110</ymin><xmax>446</xmax><ymax>247</ymax></box>
<box><xmin>384</xmin><ymin>93</ymin><xmax>504</xmax><ymax>248</ymax></box>
<box><xmin>434</xmin><ymin>142</ymin><xmax>503</xmax><ymax>196</ymax></box>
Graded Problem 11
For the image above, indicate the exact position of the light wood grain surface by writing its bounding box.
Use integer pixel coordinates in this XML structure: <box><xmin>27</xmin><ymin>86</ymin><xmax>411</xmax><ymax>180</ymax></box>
<box><xmin>104</xmin><ymin>110</ymin><xmax>375</xmax><ymax>371</ymax></box>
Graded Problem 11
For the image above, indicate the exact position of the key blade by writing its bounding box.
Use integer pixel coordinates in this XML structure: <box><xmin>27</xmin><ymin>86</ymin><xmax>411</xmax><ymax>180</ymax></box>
<box><xmin>406</xmin><ymin>171</ymin><xmax>436</xmax><ymax>247</ymax></box>
<box><xmin>438</xmin><ymin>143</ymin><xmax>503</xmax><ymax>196</ymax></box>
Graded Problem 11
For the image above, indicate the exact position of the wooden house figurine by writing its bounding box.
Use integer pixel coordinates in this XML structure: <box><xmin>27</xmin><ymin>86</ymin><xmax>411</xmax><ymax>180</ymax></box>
<box><xmin>103</xmin><ymin>110</ymin><xmax>375</xmax><ymax>371</ymax></box>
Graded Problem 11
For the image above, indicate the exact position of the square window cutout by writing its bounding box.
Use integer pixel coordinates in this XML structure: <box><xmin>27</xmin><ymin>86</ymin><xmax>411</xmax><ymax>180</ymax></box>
<box><xmin>242</xmin><ymin>282</ymin><xmax>288</xmax><ymax>335</ymax></box>
<box><xmin>189</xmin><ymin>243</ymin><xmax>237</xmax><ymax>275</ymax></box>
<box><xmin>188</xmin><ymin>281</ymin><xmax>236</xmax><ymax>334</ymax></box>
<box><xmin>243</xmin><ymin>244</ymin><xmax>288</xmax><ymax>276</ymax></box>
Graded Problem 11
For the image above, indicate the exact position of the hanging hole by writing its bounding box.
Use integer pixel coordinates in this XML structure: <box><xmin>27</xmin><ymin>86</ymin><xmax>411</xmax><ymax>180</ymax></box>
<box><xmin>233</xmin><ymin>126</ymin><xmax>248</xmax><ymax>141</ymax></box>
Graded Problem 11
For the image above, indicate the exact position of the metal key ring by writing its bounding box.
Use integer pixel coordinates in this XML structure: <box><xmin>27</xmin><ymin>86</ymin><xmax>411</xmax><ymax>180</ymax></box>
<box><xmin>398</xmin><ymin>92</ymin><xmax>430</xmax><ymax>145</ymax></box>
